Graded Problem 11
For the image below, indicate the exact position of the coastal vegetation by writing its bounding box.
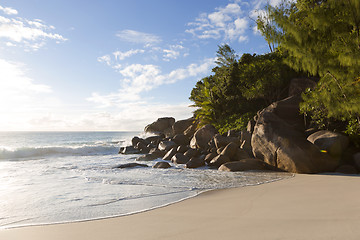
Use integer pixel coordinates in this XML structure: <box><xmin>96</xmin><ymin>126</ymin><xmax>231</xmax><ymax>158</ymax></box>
<box><xmin>189</xmin><ymin>0</ymin><xmax>360</xmax><ymax>144</ymax></box>
<box><xmin>121</xmin><ymin>0</ymin><xmax>360</xmax><ymax>175</ymax></box>
<box><xmin>190</xmin><ymin>46</ymin><xmax>302</xmax><ymax>134</ymax></box>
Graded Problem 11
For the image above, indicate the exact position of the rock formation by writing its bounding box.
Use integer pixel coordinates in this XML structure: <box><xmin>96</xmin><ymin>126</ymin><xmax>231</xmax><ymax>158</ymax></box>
<box><xmin>251</xmin><ymin>96</ymin><xmax>339</xmax><ymax>173</ymax></box>
<box><xmin>120</xmin><ymin>100</ymin><xmax>357</xmax><ymax>174</ymax></box>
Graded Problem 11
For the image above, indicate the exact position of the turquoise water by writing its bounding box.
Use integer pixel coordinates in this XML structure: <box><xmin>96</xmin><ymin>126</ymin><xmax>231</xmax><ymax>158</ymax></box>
<box><xmin>0</xmin><ymin>131</ymin><xmax>292</xmax><ymax>228</ymax></box>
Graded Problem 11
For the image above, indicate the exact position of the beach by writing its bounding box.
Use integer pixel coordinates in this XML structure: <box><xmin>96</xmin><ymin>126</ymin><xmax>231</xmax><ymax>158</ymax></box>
<box><xmin>1</xmin><ymin>173</ymin><xmax>359</xmax><ymax>240</ymax></box>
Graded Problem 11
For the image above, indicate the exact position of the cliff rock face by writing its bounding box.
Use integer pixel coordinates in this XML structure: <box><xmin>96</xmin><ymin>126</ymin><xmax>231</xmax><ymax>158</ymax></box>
<box><xmin>251</xmin><ymin>96</ymin><xmax>338</xmax><ymax>173</ymax></box>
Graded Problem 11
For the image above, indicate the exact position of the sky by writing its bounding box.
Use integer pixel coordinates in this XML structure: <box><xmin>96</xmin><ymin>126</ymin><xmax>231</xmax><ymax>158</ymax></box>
<box><xmin>0</xmin><ymin>0</ymin><xmax>282</xmax><ymax>131</ymax></box>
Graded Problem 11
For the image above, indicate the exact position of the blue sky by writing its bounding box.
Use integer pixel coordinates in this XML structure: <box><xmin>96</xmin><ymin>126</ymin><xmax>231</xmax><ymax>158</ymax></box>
<box><xmin>0</xmin><ymin>0</ymin><xmax>281</xmax><ymax>131</ymax></box>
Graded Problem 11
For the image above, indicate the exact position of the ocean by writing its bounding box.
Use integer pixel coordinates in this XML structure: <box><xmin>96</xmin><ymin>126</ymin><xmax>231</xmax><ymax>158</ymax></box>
<box><xmin>0</xmin><ymin>131</ymin><xmax>292</xmax><ymax>229</ymax></box>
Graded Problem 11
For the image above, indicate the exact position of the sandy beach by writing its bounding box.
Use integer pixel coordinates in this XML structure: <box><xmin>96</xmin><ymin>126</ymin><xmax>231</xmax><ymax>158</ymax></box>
<box><xmin>1</xmin><ymin>173</ymin><xmax>359</xmax><ymax>240</ymax></box>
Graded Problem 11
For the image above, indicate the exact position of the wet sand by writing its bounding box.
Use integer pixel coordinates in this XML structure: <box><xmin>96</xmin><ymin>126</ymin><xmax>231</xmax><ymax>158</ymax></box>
<box><xmin>1</xmin><ymin>174</ymin><xmax>359</xmax><ymax>240</ymax></box>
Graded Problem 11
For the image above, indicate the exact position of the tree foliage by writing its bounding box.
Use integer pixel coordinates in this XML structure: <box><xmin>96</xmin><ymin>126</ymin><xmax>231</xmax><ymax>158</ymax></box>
<box><xmin>190</xmin><ymin>44</ymin><xmax>301</xmax><ymax>132</ymax></box>
<box><xmin>263</xmin><ymin>0</ymin><xmax>360</xmax><ymax>136</ymax></box>
<box><xmin>256</xmin><ymin>4</ymin><xmax>282</xmax><ymax>52</ymax></box>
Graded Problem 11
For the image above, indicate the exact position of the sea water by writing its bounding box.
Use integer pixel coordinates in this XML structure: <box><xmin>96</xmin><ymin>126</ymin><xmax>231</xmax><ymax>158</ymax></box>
<box><xmin>0</xmin><ymin>131</ymin><xmax>292</xmax><ymax>228</ymax></box>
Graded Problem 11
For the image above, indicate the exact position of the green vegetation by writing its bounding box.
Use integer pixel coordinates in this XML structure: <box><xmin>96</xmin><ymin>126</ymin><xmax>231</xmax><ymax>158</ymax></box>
<box><xmin>261</xmin><ymin>0</ymin><xmax>360</xmax><ymax>143</ymax></box>
<box><xmin>190</xmin><ymin>0</ymin><xmax>360</xmax><ymax>143</ymax></box>
<box><xmin>190</xmin><ymin>45</ymin><xmax>301</xmax><ymax>134</ymax></box>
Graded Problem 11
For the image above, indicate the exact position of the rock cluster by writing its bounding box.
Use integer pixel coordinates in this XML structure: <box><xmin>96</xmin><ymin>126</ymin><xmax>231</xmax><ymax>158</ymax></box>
<box><xmin>119</xmin><ymin>78</ymin><xmax>359</xmax><ymax>174</ymax></box>
<box><xmin>119</xmin><ymin>117</ymin><xmax>284</xmax><ymax>172</ymax></box>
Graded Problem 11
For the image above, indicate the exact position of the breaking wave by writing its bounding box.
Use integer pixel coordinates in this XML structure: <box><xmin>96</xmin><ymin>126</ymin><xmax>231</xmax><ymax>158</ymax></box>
<box><xmin>0</xmin><ymin>144</ymin><xmax>120</xmax><ymax>161</ymax></box>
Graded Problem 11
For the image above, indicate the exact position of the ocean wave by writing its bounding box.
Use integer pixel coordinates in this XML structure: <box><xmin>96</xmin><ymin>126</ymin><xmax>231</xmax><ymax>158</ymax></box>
<box><xmin>0</xmin><ymin>144</ymin><xmax>119</xmax><ymax>161</ymax></box>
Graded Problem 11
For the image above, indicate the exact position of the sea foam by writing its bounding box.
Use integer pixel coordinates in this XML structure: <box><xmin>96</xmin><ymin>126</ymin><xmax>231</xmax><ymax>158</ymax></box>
<box><xmin>0</xmin><ymin>144</ymin><xmax>119</xmax><ymax>161</ymax></box>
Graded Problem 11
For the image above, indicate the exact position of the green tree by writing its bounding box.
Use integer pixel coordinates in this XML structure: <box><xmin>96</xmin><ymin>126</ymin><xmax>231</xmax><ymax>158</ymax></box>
<box><xmin>215</xmin><ymin>44</ymin><xmax>238</xmax><ymax>67</ymax></box>
<box><xmin>256</xmin><ymin>3</ymin><xmax>282</xmax><ymax>52</ymax></box>
<box><xmin>266</xmin><ymin>0</ymin><xmax>360</xmax><ymax>133</ymax></box>
<box><xmin>190</xmin><ymin>45</ymin><xmax>302</xmax><ymax>132</ymax></box>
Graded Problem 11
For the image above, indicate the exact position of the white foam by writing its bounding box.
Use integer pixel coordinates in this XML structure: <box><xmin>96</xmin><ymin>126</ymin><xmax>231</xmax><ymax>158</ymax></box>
<box><xmin>0</xmin><ymin>145</ymin><xmax>119</xmax><ymax>160</ymax></box>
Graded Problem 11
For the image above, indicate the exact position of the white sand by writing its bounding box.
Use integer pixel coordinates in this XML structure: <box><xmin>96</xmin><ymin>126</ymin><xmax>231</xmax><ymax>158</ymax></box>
<box><xmin>1</xmin><ymin>174</ymin><xmax>360</xmax><ymax>240</ymax></box>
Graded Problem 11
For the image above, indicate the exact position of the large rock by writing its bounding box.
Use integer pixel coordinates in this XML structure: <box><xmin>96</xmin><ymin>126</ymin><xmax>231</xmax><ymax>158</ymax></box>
<box><xmin>144</xmin><ymin>117</ymin><xmax>175</xmax><ymax>136</ymax></box>
<box><xmin>240</xmin><ymin>130</ymin><xmax>253</xmax><ymax>157</ymax></box>
<box><xmin>113</xmin><ymin>163</ymin><xmax>148</xmax><ymax>169</ymax></box>
<box><xmin>183</xmin><ymin>148</ymin><xmax>199</xmax><ymax>158</ymax></box>
<box><xmin>173</xmin><ymin>118</ymin><xmax>195</xmax><ymax>135</ymax></box>
<box><xmin>153</xmin><ymin>162</ymin><xmax>171</xmax><ymax>169</ymax></box>
<box><xmin>213</xmin><ymin>134</ymin><xmax>239</xmax><ymax>149</ymax></box>
<box><xmin>247</xmin><ymin>119</ymin><xmax>256</xmax><ymax>134</ymax></box>
<box><xmin>135</xmin><ymin>141</ymin><xmax>149</xmax><ymax>153</ymax></box>
<box><xmin>185</xmin><ymin>157</ymin><xmax>205</xmax><ymax>168</ymax></box>
<box><xmin>335</xmin><ymin>165</ymin><xmax>358</xmax><ymax>175</ymax></box>
<box><xmin>149</xmin><ymin>148</ymin><xmax>166</xmax><ymax>158</ymax></box>
<box><xmin>184</xmin><ymin>121</ymin><xmax>198</xmax><ymax>138</ymax></box>
<box><xmin>162</xmin><ymin>147</ymin><xmax>178</xmax><ymax>161</ymax></box>
<box><xmin>190</xmin><ymin>124</ymin><xmax>218</xmax><ymax>150</ymax></box>
<box><xmin>208</xmin><ymin>155</ymin><xmax>230</xmax><ymax>168</ymax></box>
<box><xmin>220</xmin><ymin>142</ymin><xmax>238</xmax><ymax>159</ymax></box>
<box><xmin>232</xmin><ymin>148</ymin><xmax>250</xmax><ymax>161</ymax></box>
<box><xmin>288</xmin><ymin>78</ymin><xmax>317</xmax><ymax>96</ymax></box>
<box><xmin>218</xmin><ymin>159</ymin><xmax>283</xmax><ymax>172</ymax></box>
<box><xmin>251</xmin><ymin>96</ymin><xmax>338</xmax><ymax>173</ymax></box>
<box><xmin>171</xmin><ymin>153</ymin><xmax>190</xmax><ymax>164</ymax></box>
<box><xmin>177</xmin><ymin>145</ymin><xmax>189</xmax><ymax>153</ymax></box>
<box><xmin>354</xmin><ymin>152</ymin><xmax>360</xmax><ymax>170</ymax></box>
<box><xmin>158</xmin><ymin>140</ymin><xmax>177</xmax><ymax>151</ymax></box>
<box><xmin>131</xmin><ymin>136</ymin><xmax>143</xmax><ymax>147</ymax></box>
<box><xmin>172</xmin><ymin>134</ymin><xmax>189</xmax><ymax>146</ymax></box>
<box><xmin>204</xmin><ymin>152</ymin><xmax>218</xmax><ymax>164</ymax></box>
<box><xmin>119</xmin><ymin>146</ymin><xmax>140</xmax><ymax>155</ymax></box>
<box><xmin>307</xmin><ymin>130</ymin><xmax>349</xmax><ymax>160</ymax></box>
<box><xmin>136</xmin><ymin>153</ymin><xmax>160</xmax><ymax>161</ymax></box>
<box><xmin>145</xmin><ymin>135</ymin><xmax>164</xmax><ymax>146</ymax></box>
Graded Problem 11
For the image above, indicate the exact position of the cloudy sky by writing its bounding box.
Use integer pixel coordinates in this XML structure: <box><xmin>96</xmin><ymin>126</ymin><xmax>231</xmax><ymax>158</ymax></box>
<box><xmin>0</xmin><ymin>0</ymin><xmax>281</xmax><ymax>131</ymax></box>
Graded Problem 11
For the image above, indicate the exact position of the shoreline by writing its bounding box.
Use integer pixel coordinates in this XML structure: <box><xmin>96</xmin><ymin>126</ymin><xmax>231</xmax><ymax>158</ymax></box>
<box><xmin>1</xmin><ymin>171</ymin><xmax>294</xmax><ymax>230</ymax></box>
<box><xmin>1</xmin><ymin>173</ymin><xmax>360</xmax><ymax>240</ymax></box>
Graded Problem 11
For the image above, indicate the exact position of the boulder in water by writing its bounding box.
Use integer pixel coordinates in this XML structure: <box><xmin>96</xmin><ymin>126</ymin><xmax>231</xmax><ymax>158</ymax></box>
<box><xmin>185</xmin><ymin>157</ymin><xmax>205</xmax><ymax>168</ymax></box>
<box><xmin>158</xmin><ymin>140</ymin><xmax>177</xmax><ymax>151</ymax></box>
<box><xmin>119</xmin><ymin>146</ymin><xmax>140</xmax><ymax>155</ymax></box>
<box><xmin>113</xmin><ymin>163</ymin><xmax>148</xmax><ymax>169</ymax></box>
<box><xmin>144</xmin><ymin>117</ymin><xmax>175</xmax><ymax>137</ymax></box>
<box><xmin>171</xmin><ymin>153</ymin><xmax>190</xmax><ymax>164</ymax></box>
<box><xmin>153</xmin><ymin>162</ymin><xmax>172</xmax><ymax>169</ymax></box>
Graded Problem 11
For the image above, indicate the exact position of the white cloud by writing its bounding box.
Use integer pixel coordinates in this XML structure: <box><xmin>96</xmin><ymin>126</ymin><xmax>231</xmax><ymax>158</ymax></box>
<box><xmin>162</xmin><ymin>44</ymin><xmax>184</xmax><ymax>61</ymax></box>
<box><xmin>98</xmin><ymin>44</ymin><xmax>187</xmax><ymax>68</ymax></box>
<box><xmin>225</xmin><ymin>17</ymin><xmax>248</xmax><ymax>41</ymax></box>
<box><xmin>97</xmin><ymin>55</ymin><xmax>111</xmax><ymax>66</ymax></box>
<box><xmin>113</xmin><ymin>49</ymin><xmax>145</xmax><ymax>61</ymax></box>
<box><xmin>0</xmin><ymin>58</ymin><xmax>52</xmax><ymax>94</ymax></box>
<box><xmin>6</xmin><ymin>41</ymin><xmax>16</xmax><ymax>47</ymax></box>
<box><xmin>238</xmin><ymin>35</ymin><xmax>249</xmax><ymax>42</ymax></box>
<box><xmin>163</xmin><ymin>49</ymin><xmax>179</xmax><ymax>61</ymax></box>
<box><xmin>186</xmin><ymin>1</ymin><xmax>248</xmax><ymax>43</ymax></box>
<box><xmin>116</xmin><ymin>29</ymin><xmax>161</xmax><ymax>45</ymax></box>
<box><xmin>28</xmin><ymin>102</ymin><xmax>194</xmax><ymax>131</ymax></box>
<box><xmin>0</xmin><ymin>58</ymin><xmax>60</xmax><ymax>130</ymax></box>
<box><xmin>249</xmin><ymin>0</ymin><xmax>291</xmax><ymax>21</ymax></box>
<box><xmin>0</xmin><ymin>10</ymin><xmax>66</xmax><ymax>50</ymax></box>
<box><xmin>0</xmin><ymin>5</ymin><xmax>18</xmax><ymax>15</ymax></box>
<box><xmin>186</xmin><ymin>0</ymin><xmax>290</xmax><ymax>43</ymax></box>
<box><xmin>88</xmin><ymin>58</ymin><xmax>215</xmax><ymax>108</ymax></box>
